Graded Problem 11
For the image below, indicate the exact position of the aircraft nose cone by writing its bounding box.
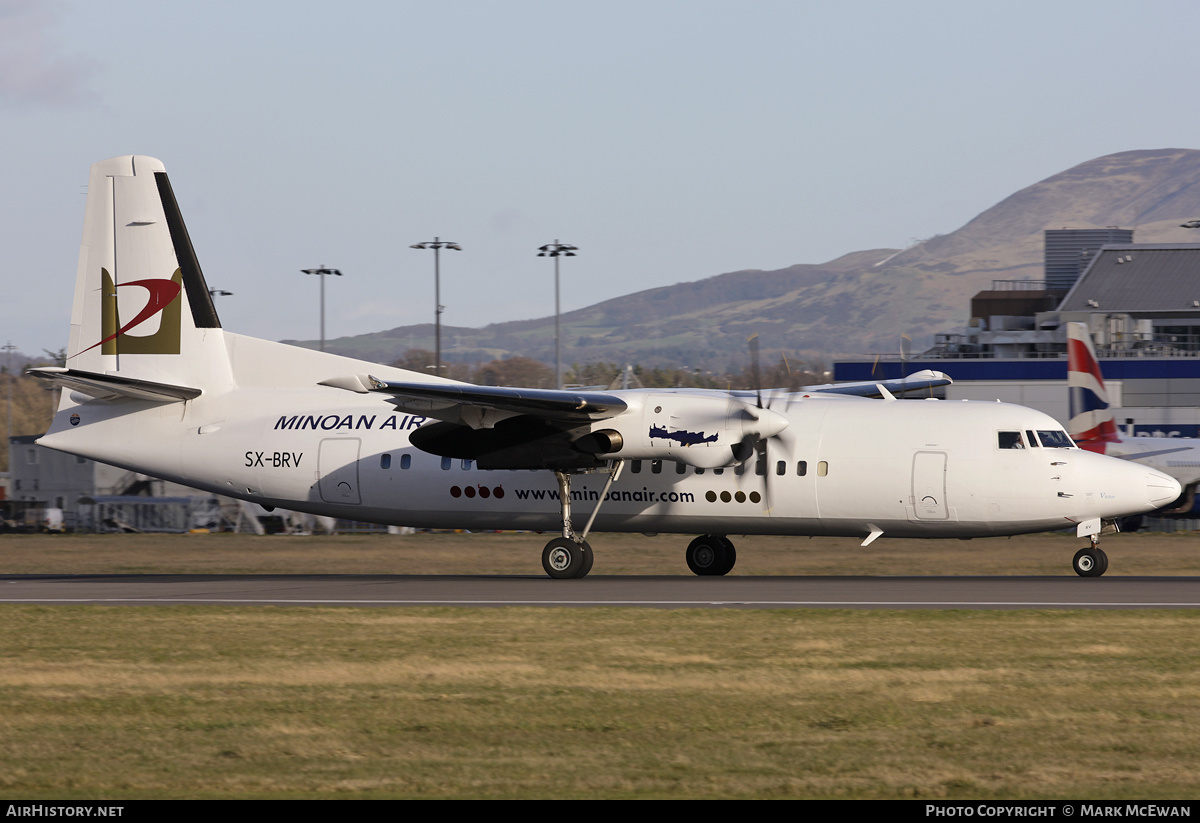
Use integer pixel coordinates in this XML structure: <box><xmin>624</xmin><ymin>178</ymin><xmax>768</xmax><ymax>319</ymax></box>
<box><xmin>1076</xmin><ymin>452</ymin><xmax>1182</xmax><ymax>518</ymax></box>
<box><xmin>1145</xmin><ymin>470</ymin><xmax>1182</xmax><ymax>509</ymax></box>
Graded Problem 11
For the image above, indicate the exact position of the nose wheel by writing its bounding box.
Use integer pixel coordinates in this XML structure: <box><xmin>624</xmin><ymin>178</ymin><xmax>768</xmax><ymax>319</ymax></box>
<box><xmin>1072</xmin><ymin>543</ymin><xmax>1109</xmax><ymax>577</ymax></box>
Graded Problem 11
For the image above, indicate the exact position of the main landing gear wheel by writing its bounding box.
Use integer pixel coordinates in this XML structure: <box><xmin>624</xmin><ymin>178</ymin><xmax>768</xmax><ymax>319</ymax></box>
<box><xmin>542</xmin><ymin>537</ymin><xmax>593</xmax><ymax>579</ymax></box>
<box><xmin>1072</xmin><ymin>546</ymin><xmax>1109</xmax><ymax>578</ymax></box>
<box><xmin>686</xmin><ymin>534</ymin><xmax>737</xmax><ymax>576</ymax></box>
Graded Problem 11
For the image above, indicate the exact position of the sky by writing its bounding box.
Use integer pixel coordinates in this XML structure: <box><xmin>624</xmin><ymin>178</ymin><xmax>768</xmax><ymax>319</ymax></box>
<box><xmin>3</xmin><ymin>0</ymin><xmax>1200</xmax><ymax>360</ymax></box>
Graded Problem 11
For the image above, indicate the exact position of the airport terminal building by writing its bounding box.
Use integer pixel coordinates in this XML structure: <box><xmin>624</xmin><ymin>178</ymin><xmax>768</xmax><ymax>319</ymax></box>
<box><xmin>836</xmin><ymin>231</ymin><xmax>1200</xmax><ymax>438</ymax></box>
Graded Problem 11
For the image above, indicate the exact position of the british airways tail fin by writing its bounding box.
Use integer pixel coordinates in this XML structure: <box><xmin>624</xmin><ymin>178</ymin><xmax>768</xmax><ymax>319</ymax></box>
<box><xmin>33</xmin><ymin>156</ymin><xmax>231</xmax><ymax>402</ymax></box>
<box><xmin>1066</xmin><ymin>322</ymin><xmax>1120</xmax><ymax>449</ymax></box>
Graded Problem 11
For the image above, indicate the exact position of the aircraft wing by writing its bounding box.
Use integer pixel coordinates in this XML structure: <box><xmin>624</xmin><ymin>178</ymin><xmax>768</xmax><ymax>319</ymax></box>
<box><xmin>27</xmin><ymin>366</ymin><xmax>202</xmax><ymax>402</ymax></box>
<box><xmin>1113</xmin><ymin>446</ymin><xmax>1197</xmax><ymax>461</ymax></box>
<box><xmin>367</xmin><ymin>377</ymin><xmax>628</xmax><ymax>427</ymax></box>
<box><xmin>795</xmin><ymin>369</ymin><xmax>952</xmax><ymax>398</ymax></box>
<box><xmin>364</xmin><ymin>367</ymin><xmax>949</xmax><ymax>428</ymax></box>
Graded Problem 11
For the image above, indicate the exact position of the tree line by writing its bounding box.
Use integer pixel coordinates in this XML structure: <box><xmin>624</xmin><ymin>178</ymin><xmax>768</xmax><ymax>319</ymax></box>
<box><xmin>390</xmin><ymin>349</ymin><xmax>826</xmax><ymax>391</ymax></box>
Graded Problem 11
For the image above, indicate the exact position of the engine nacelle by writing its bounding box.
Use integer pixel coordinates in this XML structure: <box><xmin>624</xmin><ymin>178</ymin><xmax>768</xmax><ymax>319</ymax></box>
<box><xmin>574</xmin><ymin>393</ymin><xmax>788</xmax><ymax>468</ymax></box>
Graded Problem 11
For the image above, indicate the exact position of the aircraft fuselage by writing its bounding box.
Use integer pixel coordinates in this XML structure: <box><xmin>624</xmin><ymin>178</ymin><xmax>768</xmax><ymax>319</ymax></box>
<box><xmin>40</xmin><ymin>337</ymin><xmax>1175</xmax><ymax>542</ymax></box>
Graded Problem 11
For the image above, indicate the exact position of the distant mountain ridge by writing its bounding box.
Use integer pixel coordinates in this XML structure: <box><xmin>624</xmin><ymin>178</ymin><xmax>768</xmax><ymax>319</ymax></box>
<box><xmin>291</xmin><ymin>148</ymin><xmax>1200</xmax><ymax>369</ymax></box>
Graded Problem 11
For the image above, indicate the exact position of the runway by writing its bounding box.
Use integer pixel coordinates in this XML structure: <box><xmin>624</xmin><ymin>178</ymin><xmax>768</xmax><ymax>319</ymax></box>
<box><xmin>2</xmin><ymin>574</ymin><xmax>1200</xmax><ymax>609</ymax></box>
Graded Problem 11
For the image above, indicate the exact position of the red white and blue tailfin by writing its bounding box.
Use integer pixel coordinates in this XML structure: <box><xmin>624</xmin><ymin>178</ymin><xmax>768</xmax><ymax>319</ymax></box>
<box><xmin>1066</xmin><ymin>322</ymin><xmax>1120</xmax><ymax>452</ymax></box>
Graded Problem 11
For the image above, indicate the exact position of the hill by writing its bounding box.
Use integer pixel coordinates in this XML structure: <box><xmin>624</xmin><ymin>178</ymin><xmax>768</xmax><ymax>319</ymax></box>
<box><xmin>288</xmin><ymin>148</ymin><xmax>1200</xmax><ymax>369</ymax></box>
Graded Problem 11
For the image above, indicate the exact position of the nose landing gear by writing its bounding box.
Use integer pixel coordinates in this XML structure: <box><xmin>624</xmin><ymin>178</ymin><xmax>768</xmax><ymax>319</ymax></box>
<box><xmin>1073</xmin><ymin>536</ymin><xmax>1110</xmax><ymax>578</ymax></box>
<box><xmin>1072</xmin><ymin>519</ymin><xmax>1115</xmax><ymax>577</ymax></box>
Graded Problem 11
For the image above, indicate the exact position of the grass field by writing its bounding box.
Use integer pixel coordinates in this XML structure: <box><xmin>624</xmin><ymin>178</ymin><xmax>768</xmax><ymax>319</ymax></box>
<box><xmin>2</xmin><ymin>527</ymin><xmax>1200</xmax><ymax>576</ymax></box>
<box><xmin>1</xmin><ymin>531</ymin><xmax>1199</xmax><ymax>799</ymax></box>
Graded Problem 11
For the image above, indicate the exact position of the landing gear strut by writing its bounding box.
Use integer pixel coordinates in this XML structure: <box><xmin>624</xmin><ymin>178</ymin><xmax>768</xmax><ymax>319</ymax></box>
<box><xmin>686</xmin><ymin>534</ymin><xmax>737</xmax><ymax>576</ymax></box>
<box><xmin>540</xmin><ymin>462</ymin><xmax>623</xmax><ymax>579</ymax></box>
<box><xmin>1072</xmin><ymin>520</ymin><xmax>1115</xmax><ymax>577</ymax></box>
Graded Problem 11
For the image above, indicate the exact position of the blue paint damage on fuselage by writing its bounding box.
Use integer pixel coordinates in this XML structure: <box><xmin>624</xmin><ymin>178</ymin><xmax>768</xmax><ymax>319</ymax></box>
<box><xmin>649</xmin><ymin>424</ymin><xmax>718</xmax><ymax>447</ymax></box>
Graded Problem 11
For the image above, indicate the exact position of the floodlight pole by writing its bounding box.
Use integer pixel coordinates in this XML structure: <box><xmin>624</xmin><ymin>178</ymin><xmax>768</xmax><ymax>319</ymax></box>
<box><xmin>538</xmin><ymin>241</ymin><xmax>578</xmax><ymax>390</ymax></box>
<box><xmin>2</xmin><ymin>341</ymin><xmax>14</xmax><ymax>474</ymax></box>
<box><xmin>300</xmin><ymin>266</ymin><xmax>342</xmax><ymax>351</ymax></box>
<box><xmin>410</xmin><ymin>238</ymin><xmax>461</xmax><ymax>378</ymax></box>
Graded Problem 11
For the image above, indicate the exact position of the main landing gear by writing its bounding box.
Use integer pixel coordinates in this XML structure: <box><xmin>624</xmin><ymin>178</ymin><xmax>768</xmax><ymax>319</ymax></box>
<box><xmin>686</xmin><ymin>534</ymin><xmax>737</xmax><ymax>576</ymax></box>
<box><xmin>542</xmin><ymin>537</ymin><xmax>594</xmax><ymax>579</ymax></box>
<box><xmin>540</xmin><ymin>463</ymin><xmax>623</xmax><ymax>579</ymax></box>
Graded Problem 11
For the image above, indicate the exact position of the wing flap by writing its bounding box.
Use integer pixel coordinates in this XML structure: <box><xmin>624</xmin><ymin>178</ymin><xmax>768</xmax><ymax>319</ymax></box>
<box><xmin>367</xmin><ymin>377</ymin><xmax>628</xmax><ymax>426</ymax></box>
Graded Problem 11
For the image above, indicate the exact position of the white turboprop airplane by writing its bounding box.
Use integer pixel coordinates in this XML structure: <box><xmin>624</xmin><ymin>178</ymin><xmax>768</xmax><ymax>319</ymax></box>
<box><xmin>1066</xmin><ymin>321</ymin><xmax>1200</xmax><ymax>521</ymax></box>
<box><xmin>30</xmin><ymin>156</ymin><xmax>1180</xmax><ymax>578</ymax></box>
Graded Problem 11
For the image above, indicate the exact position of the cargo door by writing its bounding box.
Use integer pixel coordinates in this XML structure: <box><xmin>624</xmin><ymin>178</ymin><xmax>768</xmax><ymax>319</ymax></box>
<box><xmin>318</xmin><ymin>438</ymin><xmax>362</xmax><ymax>505</ymax></box>
<box><xmin>911</xmin><ymin>450</ymin><xmax>948</xmax><ymax>520</ymax></box>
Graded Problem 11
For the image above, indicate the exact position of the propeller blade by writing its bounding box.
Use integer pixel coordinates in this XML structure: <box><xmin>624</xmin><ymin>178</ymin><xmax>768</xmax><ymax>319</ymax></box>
<box><xmin>748</xmin><ymin>334</ymin><xmax>762</xmax><ymax>409</ymax></box>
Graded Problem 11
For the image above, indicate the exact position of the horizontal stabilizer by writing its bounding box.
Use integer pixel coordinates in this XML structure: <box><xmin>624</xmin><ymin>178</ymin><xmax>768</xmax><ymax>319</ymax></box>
<box><xmin>28</xmin><ymin>366</ymin><xmax>201</xmax><ymax>402</ymax></box>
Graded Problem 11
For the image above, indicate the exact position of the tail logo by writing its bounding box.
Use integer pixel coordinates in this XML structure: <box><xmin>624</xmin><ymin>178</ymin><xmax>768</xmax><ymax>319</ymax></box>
<box><xmin>1066</xmin><ymin>322</ymin><xmax>1119</xmax><ymax>448</ymax></box>
<box><xmin>78</xmin><ymin>268</ymin><xmax>183</xmax><ymax>356</ymax></box>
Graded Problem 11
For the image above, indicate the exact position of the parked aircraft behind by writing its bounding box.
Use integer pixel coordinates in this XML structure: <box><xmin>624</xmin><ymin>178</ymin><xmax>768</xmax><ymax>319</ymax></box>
<box><xmin>1067</xmin><ymin>321</ymin><xmax>1200</xmax><ymax>518</ymax></box>
<box><xmin>31</xmin><ymin>157</ymin><xmax>1180</xmax><ymax>578</ymax></box>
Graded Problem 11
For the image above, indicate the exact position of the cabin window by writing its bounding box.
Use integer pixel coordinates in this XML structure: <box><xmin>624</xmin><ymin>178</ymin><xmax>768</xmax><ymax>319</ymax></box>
<box><xmin>776</xmin><ymin>461</ymin><xmax>786</xmax><ymax>476</ymax></box>
<box><xmin>400</xmin><ymin>454</ymin><xmax>412</xmax><ymax>469</ymax></box>
<box><xmin>630</xmin><ymin>460</ymin><xmax>642</xmax><ymax>474</ymax></box>
<box><xmin>440</xmin><ymin>456</ymin><xmax>452</xmax><ymax>470</ymax></box>
<box><xmin>461</xmin><ymin>459</ymin><xmax>473</xmax><ymax>470</ymax></box>
<box><xmin>734</xmin><ymin>464</ymin><xmax>745</xmax><ymax>476</ymax></box>
<box><xmin>651</xmin><ymin>460</ymin><xmax>663</xmax><ymax>474</ymax></box>
<box><xmin>797</xmin><ymin>461</ymin><xmax>807</xmax><ymax>476</ymax></box>
<box><xmin>380</xmin><ymin>454</ymin><xmax>392</xmax><ymax>469</ymax></box>
<box><xmin>695</xmin><ymin>467</ymin><xmax>705</xmax><ymax>475</ymax></box>
<box><xmin>755</xmin><ymin>456</ymin><xmax>766</xmax><ymax>476</ymax></box>
<box><xmin>817</xmin><ymin>461</ymin><xmax>828</xmax><ymax>477</ymax></box>
<box><xmin>713</xmin><ymin>467</ymin><xmax>724</xmax><ymax>475</ymax></box>
<box><xmin>675</xmin><ymin>462</ymin><xmax>687</xmax><ymax>475</ymax></box>
<box><xmin>1037</xmin><ymin>430</ymin><xmax>1074</xmax><ymax>448</ymax></box>
<box><xmin>998</xmin><ymin>431</ymin><xmax>1025</xmax><ymax>449</ymax></box>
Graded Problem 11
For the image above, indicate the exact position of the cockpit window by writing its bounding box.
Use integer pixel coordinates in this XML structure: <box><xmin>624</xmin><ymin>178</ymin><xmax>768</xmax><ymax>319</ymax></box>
<box><xmin>998</xmin><ymin>431</ymin><xmax>1025</xmax><ymax>449</ymax></box>
<box><xmin>1037</xmin><ymin>430</ymin><xmax>1074</xmax><ymax>448</ymax></box>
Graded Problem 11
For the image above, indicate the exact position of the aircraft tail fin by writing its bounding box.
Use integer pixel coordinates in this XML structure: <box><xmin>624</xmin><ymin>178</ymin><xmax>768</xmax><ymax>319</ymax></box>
<box><xmin>64</xmin><ymin>156</ymin><xmax>229</xmax><ymax>396</ymax></box>
<box><xmin>1066</xmin><ymin>322</ymin><xmax>1120</xmax><ymax>448</ymax></box>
